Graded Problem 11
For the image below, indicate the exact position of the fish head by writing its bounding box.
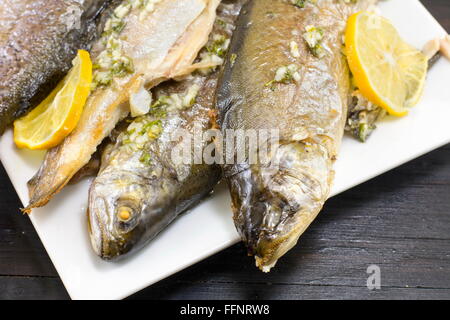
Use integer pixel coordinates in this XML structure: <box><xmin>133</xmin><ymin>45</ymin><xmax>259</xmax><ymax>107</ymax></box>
<box><xmin>87</xmin><ymin>170</ymin><xmax>150</xmax><ymax>260</ymax></box>
<box><xmin>228</xmin><ymin>140</ymin><xmax>334</xmax><ymax>272</ymax></box>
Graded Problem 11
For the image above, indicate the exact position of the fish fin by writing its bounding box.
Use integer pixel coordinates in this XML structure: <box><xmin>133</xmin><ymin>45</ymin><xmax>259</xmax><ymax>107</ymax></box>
<box><xmin>24</xmin><ymin>146</ymin><xmax>72</xmax><ymax>213</ymax></box>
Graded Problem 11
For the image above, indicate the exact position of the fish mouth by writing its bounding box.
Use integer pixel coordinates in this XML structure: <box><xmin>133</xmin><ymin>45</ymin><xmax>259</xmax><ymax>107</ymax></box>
<box><xmin>87</xmin><ymin>193</ymin><xmax>132</xmax><ymax>261</ymax></box>
<box><xmin>87</xmin><ymin>172</ymin><xmax>146</xmax><ymax>260</ymax></box>
<box><xmin>228</xmin><ymin>141</ymin><xmax>331</xmax><ymax>271</ymax></box>
<box><xmin>229</xmin><ymin>166</ymin><xmax>306</xmax><ymax>271</ymax></box>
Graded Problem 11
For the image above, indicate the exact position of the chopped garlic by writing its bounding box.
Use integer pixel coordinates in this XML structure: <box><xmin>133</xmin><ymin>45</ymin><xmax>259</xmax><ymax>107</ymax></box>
<box><xmin>130</xmin><ymin>86</ymin><xmax>152</xmax><ymax>117</ymax></box>
<box><xmin>291</xmin><ymin>0</ymin><xmax>317</xmax><ymax>8</ymax></box>
<box><xmin>92</xmin><ymin>71</ymin><xmax>112</xmax><ymax>88</ymax></box>
<box><xmin>304</xmin><ymin>25</ymin><xmax>323</xmax><ymax>48</ymax></box>
<box><xmin>196</xmin><ymin>33</ymin><xmax>231</xmax><ymax>74</ymax></box>
<box><xmin>198</xmin><ymin>52</ymin><xmax>224</xmax><ymax>75</ymax></box>
<box><xmin>132</xmin><ymin>0</ymin><xmax>144</xmax><ymax>9</ymax></box>
<box><xmin>269</xmin><ymin>64</ymin><xmax>300</xmax><ymax>86</ymax></box>
<box><xmin>274</xmin><ymin>66</ymin><xmax>288</xmax><ymax>82</ymax></box>
<box><xmin>150</xmin><ymin>84</ymin><xmax>201</xmax><ymax>115</ymax></box>
<box><xmin>139</xmin><ymin>0</ymin><xmax>162</xmax><ymax>21</ymax></box>
<box><xmin>290</xmin><ymin>41</ymin><xmax>300</xmax><ymax>58</ymax></box>
<box><xmin>182</xmin><ymin>84</ymin><xmax>201</xmax><ymax>108</ymax></box>
<box><xmin>123</xmin><ymin>117</ymin><xmax>163</xmax><ymax>152</ymax></box>
<box><xmin>114</xmin><ymin>3</ymin><xmax>131</xmax><ymax>19</ymax></box>
<box><xmin>93</xmin><ymin>0</ymin><xmax>162</xmax><ymax>88</ymax></box>
<box><xmin>303</xmin><ymin>25</ymin><xmax>325</xmax><ymax>58</ymax></box>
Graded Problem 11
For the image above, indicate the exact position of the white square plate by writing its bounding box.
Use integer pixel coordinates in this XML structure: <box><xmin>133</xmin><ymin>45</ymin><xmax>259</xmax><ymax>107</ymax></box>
<box><xmin>0</xmin><ymin>0</ymin><xmax>449</xmax><ymax>300</ymax></box>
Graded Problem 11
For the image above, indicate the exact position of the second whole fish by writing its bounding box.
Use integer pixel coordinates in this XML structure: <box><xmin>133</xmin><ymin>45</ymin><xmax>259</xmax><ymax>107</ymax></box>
<box><xmin>216</xmin><ymin>0</ymin><xmax>376</xmax><ymax>271</ymax></box>
<box><xmin>88</xmin><ymin>1</ymin><xmax>244</xmax><ymax>260</ymax></box>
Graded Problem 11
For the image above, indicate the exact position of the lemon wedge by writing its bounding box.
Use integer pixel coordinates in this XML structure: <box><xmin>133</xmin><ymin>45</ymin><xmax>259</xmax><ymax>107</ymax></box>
<box><xmin>345</xmin><ymin>12</ymin><xmax>428</xmax><ymax>117</ymax></box>
<box><xmin>14</xmin><ymin>50</ymin><xmax>92</xmax><ymax>150</ymax></box>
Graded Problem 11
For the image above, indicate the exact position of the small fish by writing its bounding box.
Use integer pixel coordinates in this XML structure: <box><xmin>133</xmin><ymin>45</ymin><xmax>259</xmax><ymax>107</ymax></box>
<box><xmin>25</xmin><ymin>0</ymin><xmax>221</xmax><ymax>212</ymax></box>
<box><xmin>88</xmin><ymin>1</ymin><xmax>244</xmax><ymax>260</ymax></box>
<box><xmin>216</xmin><ymin>0</ymin><xmax>376</xmax><ymax>271</ymax></box>
<box><xmin>0</xmin><ymin>0</ymin><xmax>111</xmax><ymax>133</ymax></box>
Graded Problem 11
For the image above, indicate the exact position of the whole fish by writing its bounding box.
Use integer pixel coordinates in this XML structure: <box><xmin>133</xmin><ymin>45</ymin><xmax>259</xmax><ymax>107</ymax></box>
<box><xmin>0</xmin><ymin>0</ymin><xmax>111</xmax><ymax>133</ymax></box>
<box><xmin>216</xmin><ymin>0</ymin><xmax>376</xmax><ymax>271</ymax></box>
<box><xmin>88</xmin><ymin>1</ymin><xmax>244</xmax><ymax>260</ymax></box>
<box><xmin>25</xmin><ymin>0</ymin><xmax>221</xmax><ymax>212</ymax></box>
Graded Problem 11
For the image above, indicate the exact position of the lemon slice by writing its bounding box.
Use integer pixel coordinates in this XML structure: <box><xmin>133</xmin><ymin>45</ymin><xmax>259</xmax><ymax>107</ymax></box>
<box><xmin>14</xmin><ymin>50</ymin><xmax>92</xmax><ymax>150</ymax></box>
<box><xmin>345</xmin><ymin>12</ymin><xmax>428</xmax><ymax>117</ymax></box>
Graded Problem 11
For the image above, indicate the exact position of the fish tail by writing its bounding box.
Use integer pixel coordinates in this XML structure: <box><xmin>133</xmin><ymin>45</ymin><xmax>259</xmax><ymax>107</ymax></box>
<box><xmin>23</xmin><ymin>145</ymin><xmax>75</xmax><ymax>213</ymax></box>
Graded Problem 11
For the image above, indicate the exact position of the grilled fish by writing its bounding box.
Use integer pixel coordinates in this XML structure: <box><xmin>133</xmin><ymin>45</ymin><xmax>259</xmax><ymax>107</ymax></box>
<box><xmin>25</xmin><ymin>0</ymin><xmax>221</xmax><ymax>212</ymax></box>
<box><xmin>88</xmin><ymin>1</ymin><xmax>243</xmax><ymax>260</ymax></box>
<box><xmin>216</xmin><ymin>0</ymin><xmax>376</xmax><ymax>271</ymax></box>
<box><xmin>0</xmin><ymin>0</ymin><xmax>111</xmax><ymax>133</ymax></box>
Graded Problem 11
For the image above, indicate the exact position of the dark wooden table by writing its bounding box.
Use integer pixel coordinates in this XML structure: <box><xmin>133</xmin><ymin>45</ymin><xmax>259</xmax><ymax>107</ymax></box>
<box><xmin>1</xmin><ymin>0</ymin><xmax>449</xmax><ymax>300</ymax></box>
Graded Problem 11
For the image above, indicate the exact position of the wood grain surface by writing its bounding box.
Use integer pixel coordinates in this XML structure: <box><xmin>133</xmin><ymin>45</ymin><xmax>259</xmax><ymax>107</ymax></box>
<box><xmin>0</xmin><ymin>0</ymin><xmax>449</xmax><ymax>300</ymax></box>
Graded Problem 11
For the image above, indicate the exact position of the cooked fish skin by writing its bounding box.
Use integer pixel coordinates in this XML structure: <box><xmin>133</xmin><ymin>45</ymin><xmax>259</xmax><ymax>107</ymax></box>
<box><xmin>216</xmin><ymin>0</ymin><xmax>375</xmax><ymax>271</ymax></box>
<box><xmin>88</xmin><ymin>118</ymin><xmax>222</xmax><ymax>260</ymax></box>
<box><xmin>88</xmin><ymin>1</ymin><xmax>244</xmax><ymax>260</ymax></box>
<box><xmin>25</xmin><ymin>0</ymin><xmax>221</xmax><ymax>212</ymax></box>
<box><xmin>0</xmin><ymin>0</ymin><xmax>110</xmax><ymax>133</ymax></box>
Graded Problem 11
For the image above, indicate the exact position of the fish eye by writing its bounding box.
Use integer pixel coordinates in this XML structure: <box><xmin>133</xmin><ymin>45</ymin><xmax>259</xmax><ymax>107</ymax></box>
<box><xmin>117</xmin><ymin>207</ymin><xmax>133</xmax><ymax>222</ymax></box>
<box><xmin>114</xmin><ymin>196</ymin><xmax>142</xmax><ymax>232</ymax></box>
